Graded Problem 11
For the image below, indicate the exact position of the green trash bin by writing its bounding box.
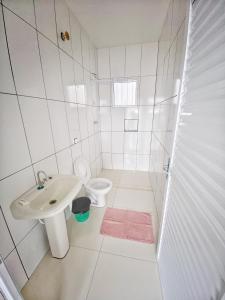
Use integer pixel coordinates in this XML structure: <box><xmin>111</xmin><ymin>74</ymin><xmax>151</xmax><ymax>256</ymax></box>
<box><xmin>72</xmin><ymin>197</ymin><xmax>91</xmax><ymax>222</ymax></box>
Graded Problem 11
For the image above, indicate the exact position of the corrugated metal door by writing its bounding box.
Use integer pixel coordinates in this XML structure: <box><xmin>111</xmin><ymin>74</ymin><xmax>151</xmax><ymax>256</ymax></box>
<box><xmin>157</xmin><ymin>0</ymin><xmax>225</xmax><ymax>299</ymax></box>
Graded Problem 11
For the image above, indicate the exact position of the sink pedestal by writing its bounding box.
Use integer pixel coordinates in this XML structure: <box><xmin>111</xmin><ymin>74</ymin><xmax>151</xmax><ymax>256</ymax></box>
<box><xmin>44</xmin><ymin>211</ymin><xmax>69</xmax><ymax>258</ymax></box>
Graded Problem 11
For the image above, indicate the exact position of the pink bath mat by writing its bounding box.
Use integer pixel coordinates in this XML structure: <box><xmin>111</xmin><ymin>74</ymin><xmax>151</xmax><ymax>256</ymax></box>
<box><xmin>100</xmin><ymin>207</ymin><xmax>154</xmax><ymax>244</ymax></box>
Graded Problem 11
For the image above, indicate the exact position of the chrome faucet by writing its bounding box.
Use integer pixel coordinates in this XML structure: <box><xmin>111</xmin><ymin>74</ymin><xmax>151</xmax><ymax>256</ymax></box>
<box><xmin>37</xmin><ymin>170</ymin><xmax>48</xmax><ymax>189</ymax></box>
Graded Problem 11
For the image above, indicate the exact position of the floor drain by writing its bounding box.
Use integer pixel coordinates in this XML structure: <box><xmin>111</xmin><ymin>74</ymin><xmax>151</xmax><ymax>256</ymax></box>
<box><xmin>49</xmin><ymin>199</ymin><xmax>57</xmax><ymax>205</ymax></box>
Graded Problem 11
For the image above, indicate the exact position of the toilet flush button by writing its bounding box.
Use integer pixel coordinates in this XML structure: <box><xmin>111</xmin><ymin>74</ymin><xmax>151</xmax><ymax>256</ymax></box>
<box><xmin>74</xmin><ymin>138</ymin><xmax>78</xmax><ymax>144</ymax></box>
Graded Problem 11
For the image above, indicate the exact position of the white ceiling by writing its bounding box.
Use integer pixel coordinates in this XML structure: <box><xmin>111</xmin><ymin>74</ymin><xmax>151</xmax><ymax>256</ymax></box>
<box><xmin>66</xmin><ymin>0</ymin><xmax>170</xmax><ymax>48</ymax></box>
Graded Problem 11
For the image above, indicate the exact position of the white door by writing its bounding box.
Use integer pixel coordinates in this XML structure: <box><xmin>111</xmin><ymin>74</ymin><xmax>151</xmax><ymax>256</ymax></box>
<box><xmin>157</xmin><ymin>0</ymin><xmax>225</xmax><ymax>299</ymax></box>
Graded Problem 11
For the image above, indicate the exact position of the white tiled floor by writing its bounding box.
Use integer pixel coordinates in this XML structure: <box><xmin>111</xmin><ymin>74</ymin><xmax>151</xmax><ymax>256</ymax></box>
<box><xmin>22</xmin><ymin>170</ymin><xmax>162</xmax><ymax>300</ymax></box>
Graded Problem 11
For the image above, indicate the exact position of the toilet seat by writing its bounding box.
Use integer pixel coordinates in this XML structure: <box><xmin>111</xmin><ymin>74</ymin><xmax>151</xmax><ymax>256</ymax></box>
<box><xmin>74</xmin><ymin>157</ymin><xmax>112</xmax><ymax>207</ymax></box>
<box><xmin>87</xmin><ymin>178</ymin><xmax>112</xmax><ymax>194</ymax></box>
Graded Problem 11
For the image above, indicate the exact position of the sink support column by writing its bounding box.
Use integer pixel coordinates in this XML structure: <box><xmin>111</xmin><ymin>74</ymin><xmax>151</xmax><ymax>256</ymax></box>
<box><xmin>44</xmin><ymin>211</ymin><xmax>69</xmax><ymax>258</ymax></box>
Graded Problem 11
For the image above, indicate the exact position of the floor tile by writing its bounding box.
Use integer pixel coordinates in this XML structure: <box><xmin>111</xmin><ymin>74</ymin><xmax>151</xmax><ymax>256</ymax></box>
<box><xmin>113</xmin><ymin>188</ymin><xmax>156</xmax><ymax>212</ymax></box>
<box><xmin>22</xmin><ymin>247</ymin><xmax>98</xmax><ymax>300</ymax></box>
<box><xmin>69</xmin><ymin>207</ymin><xmax>105</xmax><ymax>251</ymax></box>
<box><xmin>119</xmin><ymin>170</ymin><xmax>152</xmax><ymax>190</ymax></box>
<box><xmin>101</xmin><ymin>236</ymin><xmax>156</xmax><ymax>261</ymax></box>
<box><xmin>87</xmin><ymin>252</ymin><xmax>162</xmax><ymax>300</ymax></box>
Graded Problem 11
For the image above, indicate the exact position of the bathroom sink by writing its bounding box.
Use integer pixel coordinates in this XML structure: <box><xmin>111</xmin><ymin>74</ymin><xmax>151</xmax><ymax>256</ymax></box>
<box><xmin>11</xmin><ymin>174</ymin><xmax>82</xmax><ymax>259</ymax></box>
<box><xmin>11</xmin><ymin>175</ymin><xmax>82</xmax><ymax>220</ymax></box>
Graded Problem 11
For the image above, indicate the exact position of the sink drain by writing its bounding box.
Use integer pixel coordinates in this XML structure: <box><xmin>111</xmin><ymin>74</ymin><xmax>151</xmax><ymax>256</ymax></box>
<box><xmin>49</xmin><ymin>199</ymin><xmax>57</xmax><ymax>205</ymax></box>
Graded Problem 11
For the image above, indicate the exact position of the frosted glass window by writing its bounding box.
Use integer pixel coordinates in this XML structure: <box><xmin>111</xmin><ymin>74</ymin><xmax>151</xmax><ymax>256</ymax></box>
<box><xmin>113</xmin><ymin>81</ymin><xmax>137</xmax><ymax>106</ymax></box>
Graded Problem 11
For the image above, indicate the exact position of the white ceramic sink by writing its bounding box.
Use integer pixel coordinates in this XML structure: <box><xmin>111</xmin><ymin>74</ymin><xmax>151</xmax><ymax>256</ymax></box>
<box><xmin>11</xmin><ymin>174</ymin><xmax>82</xmax><ymax>259</ymax></box>
<box><xmin>11</xmin><ymin>175</ymin><xmax>82</xmax><ymax>220</ymax></box>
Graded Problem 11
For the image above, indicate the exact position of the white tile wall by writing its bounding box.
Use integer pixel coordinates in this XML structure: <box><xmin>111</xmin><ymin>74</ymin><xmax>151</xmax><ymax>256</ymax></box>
<box><xmin>98</xmin><ymin>42</ymin><xmax>158</xmax><ymax>171</ymax></box>
<box><xmin>35</xmin><ymin>0</ymin><xmax>57</xmax><ymax>44</ymax></box>
<box><xmin>4</xmin><ymin>8</ymin><xmax>45</xmax><ymax>98</ymax></box>
<box><xmin>38</xmin><ymin>34</ymin><xmax>64</xmax><ymax>101</ymax></box>
<box><xmin>0</xmin><ymin>8</ymin><xmax>15</xmax><ymax>93</ymax></box>
<box><xmin>19</xmin><ymin>97</ymin><xmax>55</xmax><ymax>163</ymax></box>
<box><xmin>150</xmin><ymin>0</ymin><xmax>188</xmax><ymax>227</ymax></box>
<box><xmin>69</xmin><ymin>11</ymin><xmax>82</xmax><ymax>64</ymax></box>
<box><xmin>110</xmin><ymin>46</ymin><xmax>125</xmax><ymax>78</ymax></box>
<box><xmin>0</xmin><ymin>0</ymin><xmax>101</xmax><ymax>290</ymax></box>
<box><xmin>4</xmin><ymin>249</ymin><xmax>27</xmax><ymax>291</ymax></box>
<box><xmin>0</xmin><ymin>209</ymin><xmax>14</xmax><ymax>258</ymax></box>
<box><xmin>60</xmin><ymin>50</ymin><xmax>76</xmax><ymax>102</ymax></box>
<box><xmin>0</xmin><ymin>94</ymin><xmax>31</xmax><ymax>179</ymax></box>
<box><xmin>3</xmin><ymin>0</ymin><xmax>36</xmax><ymax>26</ymax></box>
<box><xmin>141</xmin><ymin>43</ymin><xmax>158</xmax><ymax>76</ymax></box>
<box><xmin>48</xmin><ymin>100</ymin><xmax>70</xmax><ymax>151</ymax></box>
<box><xmin>97</xmin><ymin>48</ymin><xmax>110</xmax><ymax>79</ymax></box>
<box><xmin>125</xmin><ymin>44</ymin><xmax>141</xmax><ymax>77</ymax></box>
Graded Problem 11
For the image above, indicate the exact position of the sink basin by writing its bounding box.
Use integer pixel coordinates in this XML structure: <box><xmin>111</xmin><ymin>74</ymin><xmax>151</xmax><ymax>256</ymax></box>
<box><xmin>11</xmin><ymin>175</ymin><xmax>82</xmax><ymax>258</ymax></box>
<box><xmin>11</xmin><ymin>175</ymin><xmax>82</xmax><ymax>220</ymax></box>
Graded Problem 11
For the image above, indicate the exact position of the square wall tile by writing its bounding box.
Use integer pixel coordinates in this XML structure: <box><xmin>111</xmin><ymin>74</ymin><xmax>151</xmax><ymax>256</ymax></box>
<box><xmin>0</xmin><ymin>167</ymin><xmax>37</xmax><ymax>245</ymax></box>
<box><xmin>102</xmin><ymin>153</ymin><xmax>112</xmax><ymax>169</ymax></box>
<box><xmin>124</xmin><ymin>154</ymin><xmax>136</xmax><ymax>170</ymax></box>
<box><xmin>38</xmin><ymin>34</ymin><xmax>64</xmax><ymax>101</ymax></box>
<box><xmin>112</xmin><ymin>154</ymin><xmax>123</xmax><ymax>170</ymax></box>
<box><xmin>4</xmin><ymin>9</ymin><xmax>45</xmax><ymax>98</ymax></box>
<box><xmin>137</xmin><ymin>132</ymin><xmax>151</xmax><ymax>155</ymax></box>
<box><xmin>139</xmin><ymin>107</ymin><xmax>154</xmax><ymax>131</ymax></box>
<box><xmin>101</xmin><ymin>132</ymin><xmax>111</xmax><ymax>153</ymax></box>
<box><xmin>70</xmin><ymin>13</ymin><xmax>82</xmax><ymax>64</ymax></box>
<box><xmin>55</xmin><ymin>0</ymin><xmax>72</xmax><ymax>56</ymax></box>
<box><xmin>0</xmin><ymin>94</ymin><xmax>31</xmax><ymax>179</ymax></box>
<box><xmin>35</xmin><ymin>0</ymin><xmax>57</xmax><ymax>44</ymax></box>
<box><xmin>97</xmin><ymin>48</ymin><xmax>110</xmax><ymax>79</ymax></box>
<box><xmin>4</xmin><ymin>0</ymin><xmax>35</xmax><ymax>26</ymax></box>
<box><xmin>60</xmin><ymin>50</ymin><xmax>76</xmax><ymax>102</ymax></box>
<box><xmin>17</xmin><ymin>224</ymin><xmax>49</xmax><ymax>277</ymax></box>
<box><xmin>65</xmin><ymin>102</ymin><xmax>80</xmax><ymax>144</ymax></box>
<box><xmin>100</xmin><ymin>107</ymin><xmax>111</xmax><ymax>131</ymax></box>
<box><xmin>137</xmin><ymin>155</ymin><xmax>150</xmax><ymax>171</ymax></box>
<box><xmin>141</xmin><ymin>43</ymin><xmax>158</xmax><ymax>76</ymax></box>
<box><xmin>56</xmin><ymin>148</ymin><xmax>73</xmax><ymax>175</ymax></box>
<box><xmin>99</xmin><ymin>82</ymin><xmax>111</xmax><ymax>106</ymax></box>
<box><xmin>78</xmin><ymin>104</ymin><xmax>89</xmax><ymax>140</ymax></box>
<box><xmin>125</xmin><ymin>44</ymin><xmax>141</xmax><ymax>77</ymax></box>
<box><xmin>140</xmin><ymin>76</ymin><xmax>156</xmax><ymax>106</ymax></box>
<box><xmin>112</xmin><ymin>132</ymin><xmax>124</xmax><ymax>153</ymax></box>
<box><xmin>19</xmin><ymin>97</ymin><xmax>55</xmax><ymax>163</ymax></box>
<box><xmin>110</xmin><ymin>46</ymin><xmax>125</xmax><ymax>78</ymax></box>
<box><xmin>111</xmin><ymin>108</ymin><xmax>124</xmax><ymax>131</ymax></box>
<box><xmin>124</xmin><ymin>132</ymin><xmax>137</xmax><ymax>154</ymax></box>
<box><xmin>33</xmin><ymin>155</ymin><xmax>58</xmax><ymax>177</ymax></box>
<box><xmin>5</xmin><ymin>249</ymin><xmax>28</xmax><ymax>290</ymax></box>
<box><xmin>48</xmin><ymin>100</ymin><xmax>70</xmax><ymax>151</ymax></box>
<box><xmin>0</xmin><ymin>8</ymin><xmax>15</xmax><ymax>93</ymax></box>
<box><xmin>0</xmin><ymin>209</ymin><xmax>14</xmax><ymax>259</ymax></box>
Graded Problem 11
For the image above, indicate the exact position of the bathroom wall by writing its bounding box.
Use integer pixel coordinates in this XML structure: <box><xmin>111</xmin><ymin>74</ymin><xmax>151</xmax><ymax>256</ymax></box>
<box><xmin>0</xmin><ymin>0</ymin><xmax>101</xmax><ymax>290</ymax></box>
<box><xmin>150</xmin><ymin>0</ymin><xmax>189</xmax><ymax>223</ymax></box>
<box><xmin>97</xmin><ymin>42</ymin><xmax>158</xmax><ymax>171</ymax></box>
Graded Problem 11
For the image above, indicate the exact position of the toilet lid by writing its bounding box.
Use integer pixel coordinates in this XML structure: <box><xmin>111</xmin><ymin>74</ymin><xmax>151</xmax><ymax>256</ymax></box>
<box><xmin>74</xmin><ymin>157</ymin><xmax>91</xmax><ymax>185</ymax></box>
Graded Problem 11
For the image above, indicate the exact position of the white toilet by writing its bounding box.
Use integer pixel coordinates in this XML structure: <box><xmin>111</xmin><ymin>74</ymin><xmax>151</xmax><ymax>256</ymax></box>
<box><xmin>74</xmin><ymin>157</ymin><xmax>112</xmax><ymax>207</ymax></box>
